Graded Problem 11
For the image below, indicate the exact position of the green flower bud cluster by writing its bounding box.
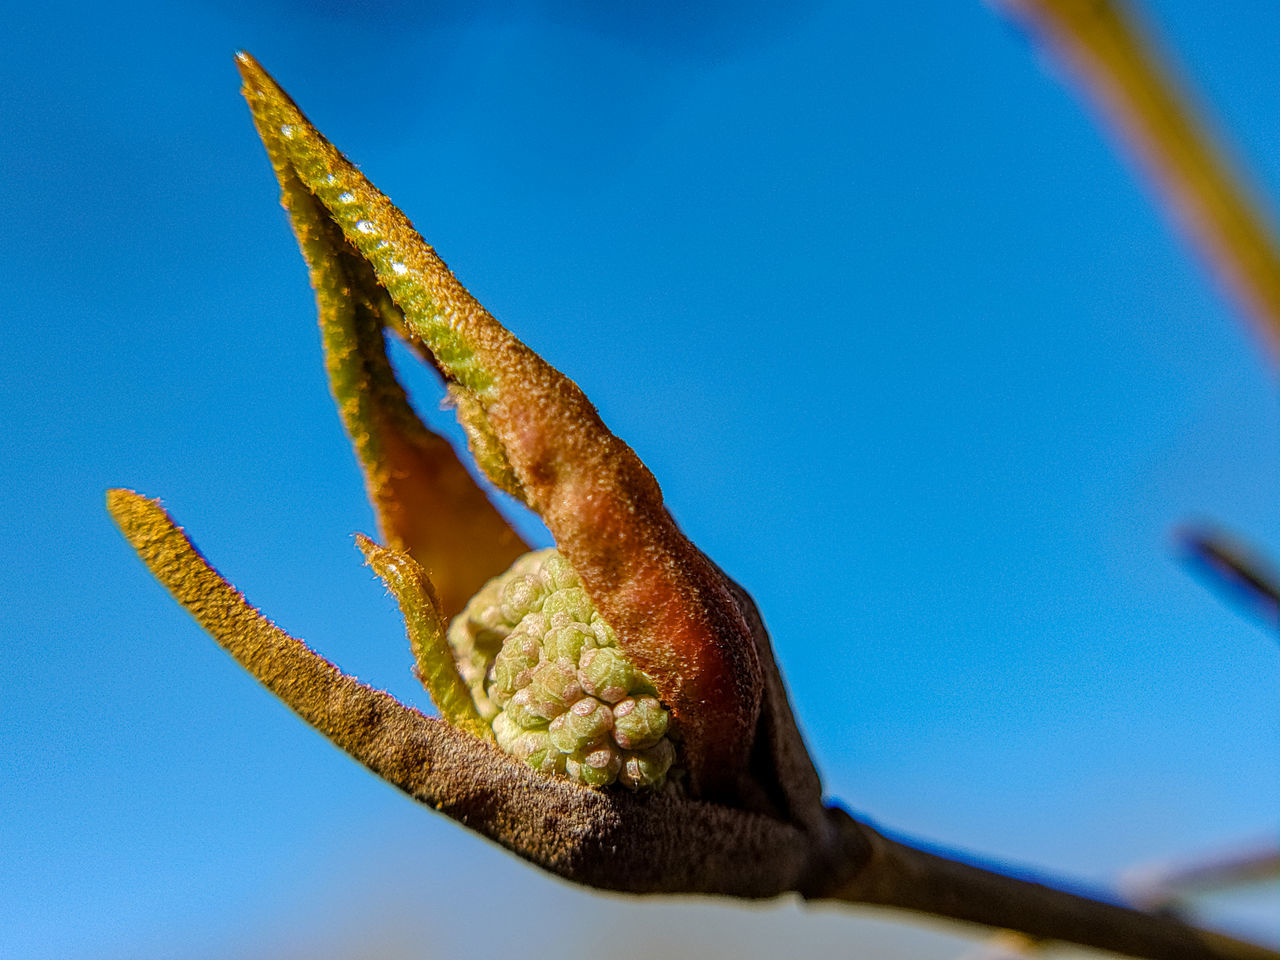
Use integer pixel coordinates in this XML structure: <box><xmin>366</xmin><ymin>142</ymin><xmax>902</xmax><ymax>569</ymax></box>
<box><xmin>449</xmin><ymin>549</ymin><xmax>676</xmax><ymax>789</ymax></box>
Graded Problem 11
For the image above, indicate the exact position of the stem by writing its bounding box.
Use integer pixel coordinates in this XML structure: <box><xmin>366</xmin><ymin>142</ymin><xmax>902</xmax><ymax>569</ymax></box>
<box><xmin>815</xmin><ymin>811</ymin><xmax>1277</xmax><ymax>960</ymax></box>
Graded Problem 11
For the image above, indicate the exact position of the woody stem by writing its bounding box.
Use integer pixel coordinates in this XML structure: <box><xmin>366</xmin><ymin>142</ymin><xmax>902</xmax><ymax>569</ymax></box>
<box><xmin>813</xmin><ymin>810</ymin><xmax>1277</xmax><ymax>960</ymax></box>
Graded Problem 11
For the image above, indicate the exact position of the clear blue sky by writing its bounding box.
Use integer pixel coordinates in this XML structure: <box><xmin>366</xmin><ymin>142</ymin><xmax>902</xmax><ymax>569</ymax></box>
<box><xmin>3</xmin><ymin>2</ymin><xmax>1276</xmax><ymax>957</ymax></box>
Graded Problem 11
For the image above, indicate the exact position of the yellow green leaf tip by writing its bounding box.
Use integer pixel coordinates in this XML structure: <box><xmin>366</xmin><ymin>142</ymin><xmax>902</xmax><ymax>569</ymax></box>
<box><xmin>357</xmin><ymin>534</ymin><xmax>494</xmax><ymax>742</ymax></box>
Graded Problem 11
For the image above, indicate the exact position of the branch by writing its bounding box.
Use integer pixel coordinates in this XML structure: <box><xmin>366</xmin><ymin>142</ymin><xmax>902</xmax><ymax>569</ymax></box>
<box><xmin>1178</xmin><ymin>525</ymin><xmax>1280</xmax><ymax>633</ymax></box>
<box><xmin>1123</xmin><ymin>842</ymin><xmax>1280</xmax><ymax>910</ymax></box>
<box><xmin>816</xmin><ymin>810</ymin><xmax>1278</xmax><ymax>960</ymax></box>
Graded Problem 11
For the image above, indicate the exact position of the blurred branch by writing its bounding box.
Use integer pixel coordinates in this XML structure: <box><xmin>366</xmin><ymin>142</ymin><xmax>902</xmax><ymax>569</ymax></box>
<box><xmin>993</xmin><ymin>0</ymin><xmax>1280</xmax><ymax>361</ymax></box>
<box><xmin>1178</xmin><ymin>525</ymin><xmax>1280</xmax><ymax>633</ymax></box>
<box><xmin>960</xmin><ymin>842</ymin><xmax>1280</xmax><ymax>959</ymax></box>
<box><xmin>1122</xmin><ymin>842</ymin><xmax>1280</xmax><ymax>911</ymax></box>
<box><xmin>820</xmin><ymin>818</ymin><xmax>1279</xmax><ymax>960</ymax></box>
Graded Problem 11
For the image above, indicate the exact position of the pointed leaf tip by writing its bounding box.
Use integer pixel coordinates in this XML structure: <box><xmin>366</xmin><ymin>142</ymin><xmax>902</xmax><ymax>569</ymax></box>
<box><xmin>106</xmin><ymin>487</ymin><xmax>166</xmax><ymax>540</ymax></box>
<box><xmin>236</xmin><ymin>51</ymin><xmax>527</xmax><ymax>616</ymax></box>
<box><xmin>234</xmin><ymin>49</ymin><xmax>269</xmax><ymax>86</ymax></box>
<box><xmin>357</xmin><ymin>533</ymin><xmax>493</xmax><ymax>741</ymax></box>
<box><xmin>105</xmin><ymin>486</ymin><xmax>138</xmax><ymax>515</ymax></box>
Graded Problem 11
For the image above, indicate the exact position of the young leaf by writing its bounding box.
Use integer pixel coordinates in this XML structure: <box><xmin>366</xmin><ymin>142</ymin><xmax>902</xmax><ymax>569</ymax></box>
<box><xmin>237</xmin><ymin>51</ymin><xmax>764</xmax><ymax>799</ymax></box>
<box><xmin>356</xmin><ymin>533</ymin><xmax>493</xmax><ymax>740</ymax></box>
<box><xmin>244</xmin><ymin>85</ymin><xmax>528</xmax><ymax>619</ymax></box>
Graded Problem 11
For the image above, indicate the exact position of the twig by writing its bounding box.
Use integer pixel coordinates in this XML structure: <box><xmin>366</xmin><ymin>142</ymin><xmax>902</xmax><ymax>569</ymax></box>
<box><xmin>1178</xmin><ymin>526</ymin><xmax>1280</xmax><ymax>633</ymax></box>
<box><xmin>820</xmin><ymin>815</ymin><xmax>1279</xmax><ymax>960</ymax></box>
<box><xmin>1123</xmin><ymin>842</ymin><xmax>1280</xmax><ymax>910</ymax></box>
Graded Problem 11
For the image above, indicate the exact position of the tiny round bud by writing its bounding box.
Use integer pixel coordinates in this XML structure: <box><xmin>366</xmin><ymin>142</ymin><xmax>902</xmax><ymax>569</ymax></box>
<box><xmin>548</xmin><ymin>696</ymin><xmax>613</xmax><ymax>753</ymax></box>
<box><xmin>513</xmin><ymin>729</ymin><xmax>551</xmax><ymax>761</ymax></box>
<box><xmin>540</xmin><ymin>587</ymin><xmax>594</xmax><ymax>627</ymax></box>
<box><xmin>490</xmin><ymin>634</ymin><xmax>540</xmax><ymax>702</ymax></box>
<box><xmin>494</xmin><ymin>711</ymin><xmax>549</xmax><ymax>760</ymax></box>
<box><xmin>617</xmin><ymin>739</ymin><xmax>676</xmax><ymax>790</ymax></box>
<box><xmin>578</xmin><ymin>647</ymin><xmax>636</xmax><ymax>704</ymax></box>
<box><xmin>565</xmin><ymin>743</ymin><xmax>623</xmax><ymax>787</ymax></box>
<box><xmin>542</xmin><ymin>622</ymin><xmax>598</xmax><ymax>664</ymax></box>
<box><xmin>588</xmin><ymin>618</ymin><xmax>616</xmax><ymax>647</ymax></box>
<box><xmin>526</xmin><ymin>742</ymin><xmax>568</xmax><ymax>776</ymax></box>
<box><xmin>528</xmin><ymin>659</ymin><xmax>582</xmax><ymax>718</ymax></box>
<box><xmin>499</xmin><ymin>573</ymin><xmax>545</xmax><ymax>623</ymax></box>
<box><xmin>537</xmin><ymin>553</ymin><xmax>580</xmax><ymax>592</ymax></box>
<box><xmin>503</xmin><ymin>687</ymin><xmax>549</xmax><ymax>728</ymax></box>
<box><xmin>492</xmin><ymin>710</ymin><xmax>517</xmax><ymax>751</ymax></box>
<box><xmin>611</xmin><ymin>695</ymin><xmax>668</xmax><ymax>750</ymax></box>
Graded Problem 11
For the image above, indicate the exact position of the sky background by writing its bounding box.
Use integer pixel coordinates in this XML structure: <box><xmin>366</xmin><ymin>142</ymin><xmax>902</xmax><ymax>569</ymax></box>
<box><xmin>3</xmin><ymin>1</ymin><xmax>1277</xmax><ymax>957</ymax></box>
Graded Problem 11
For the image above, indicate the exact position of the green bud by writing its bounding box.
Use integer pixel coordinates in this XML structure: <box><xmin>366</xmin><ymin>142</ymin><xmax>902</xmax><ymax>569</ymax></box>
<box><xmin>537</xmin><ymin>552</ymin><xmax>580</xmax><ymax>592</ymax></box>
<box><xmin>503</xmin><ymin>687</ymin><xmax>550</xmax><ymax>728</ymax></box>
<box><xmin>528</xmin><ymin>659</ymin><xmax>582</xmax><ymax>718</ymax></box>
<box><xmin>448</xmin><ymin>548</ymin><xmax>677</xmax><ymax>790</ymax></box>
<box><xmin>492</xmin><ymin>710</ymin><xmax>519</xmax><ymax>752</ymax></box>
<box><xmin>490</xmin><ymin>631</ymin><xmax>541</xmax><ymax>703</ymax></box>
<box><xmin>578</xmin><ymin>647</ymin><xmax>636</xmax><ymax>704</ymax></box>
<box><xmin>588</xmin><ymin>618</ymin><xmax>617</xmax><ymax>647</ymax></box>
<box><xmin>548</xmin><ymin>696</ymin><xmax>613</xmax><ymax>753</ymax></box>
<box><xmin>542</xmin><ymin>621</ymin><xmax>600</xmax><ymax>663</ymax></box>
<box><xmin>495</xmin><ymin>714</ymin><xmax>563</xmax><ymax>773</ymax></box>
<box><xmin>565</xmin><ymin>744</ymin><xmax>623</xmax><ymax>788</ymax></box>
<box><xmin>618</xmin><ymin>739</ymin><xmax>676</xmax><ymax>790</ymax></box>
<box><xmin>499</xmin><ymin>572</ymin><xmax>545</xmax><ymax>624</ymax></box>
<box><xmin>540</xmin><ymin>586</ymin><xmax>594</xmax><ymax>627</ymax></box>
<box><xmin>526</xmin><ymin>740</ymin><xmax>568</xmax><ymax>776</ymax></box>
<box><xmin>612</xmin><ymin>695</ymin><xmax>668</xmax><ymax>750</ymax></box>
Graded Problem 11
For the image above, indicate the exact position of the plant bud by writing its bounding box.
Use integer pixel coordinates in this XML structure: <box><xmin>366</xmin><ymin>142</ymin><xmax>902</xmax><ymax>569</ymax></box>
<box><xmin>449</xmin><ymin>549</ymin><xmax>677</xmax><ymax>789</ymax></box>
<box><xmin>503</xmin><ymin>686</ymin><xmax>550</xmax><ymax>728</ymax></box>
<box><xmin>565</xmin><ymin>744</ymin><xmax>623</xmax><ymax>788</ymax></box>
<box><xmin>612</xmin><ymin>695</ymin><xmax>668</xmax><ymax>750</ymax></box>
<box><xmin>548</xmin><ymin>696</ymin><xmax>613</xmax><ymax>753</ymax></box>
<box><xmin>536</xmin><ymin>552</ymin><xmax>580</xmax><ymax>592</ymax></box>
<box><xmin>542</xmin><ymin>622</ymin><xmax>599</xmax><ymax>664</ymax></box>
<box><xmin>490</xmin><ymin>633</ymin><xmax>540</xmax><ymax>702</ymax></box>
<box><xmin>618</xmin><ymin>739</ymin><xmax>676</xmax><ymax>791</ymax></box>
<box><xmin>578</xmin><ymin>647</ymin><xmax>636</xmax><ymax>704</ymax></box>
<box><xmin>540</xmin><ymin>586</ymin><xmax>594</xmax><ymax>627</ymax></box>
<box><xmin>499</xmin><ymin>573</ymin><xmax>545</xmax><ymax>623</ymax></box>
<box><xmin>529</xmin><ymin>659</ymin><xmax>582</xmax><ymax>717</ymax></box>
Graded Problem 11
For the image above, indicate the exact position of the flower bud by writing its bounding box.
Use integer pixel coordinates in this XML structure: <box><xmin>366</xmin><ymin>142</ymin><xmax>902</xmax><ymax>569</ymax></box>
<box><xmin>578</xmin><ymin>647</ymin><xmax>636</xmax><ymax>704</ymax></box>
<box><xmin>536</xmin><ymin>552</ymin><xmax>580</xmax><ymax>592</ymax></box>
<box><xmin>565</xmin><ymin>744</ymin><xmax>623</xmax><ymax>788</ymax></box>
<box><xmin>612</xmin><ymin>695</ymin><xmax>668</xmax><ymax>750</ymax></box>
<box><xmin>490</xmin><ymin>632</ymin><xmax>540</xmax><ymax>703</ymax></box>
<box><xmin>540</xmin><ymin>586</ymin><xmax>594</xmax><ymax>627</ymax></box>
<box><xmin>528</xmin><ymin>658</ymin><xmax>582</xmax><ymax>718</ymax></box>
<box><xmin>548</xmin><ymin>695</ymin><xmax>613</xmax><ymax>753</ymax></box>
<box><xmin>618</xmin><ymin>739</ymin><xmax>676</xmax><ymax>791</ymax></box>
<box><xmin>449</xmin><ymin>549</ymin><xmax>677</xmax><ymax>789</ymax></box>
<box><xmin>542</xmin><ymin>621</ymin><xmax>599</xmax><ymax>664</ymax></box>
<box><xmin>499</xmin><ymin>572</ymin><xmax>545</xmax><ymax>624</ymax></box>
<box><xmin>503</xmin><ymin>686</ymin><xmax>550</xmax><ymax>728</ymax></box>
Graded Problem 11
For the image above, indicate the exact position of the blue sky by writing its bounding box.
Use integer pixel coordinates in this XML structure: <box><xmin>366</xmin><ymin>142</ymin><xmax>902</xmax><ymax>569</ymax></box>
<box><xmin>3</xmin><ymin>2</ymin><xmax>1277</xmax><ymax>957</ymax></box>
